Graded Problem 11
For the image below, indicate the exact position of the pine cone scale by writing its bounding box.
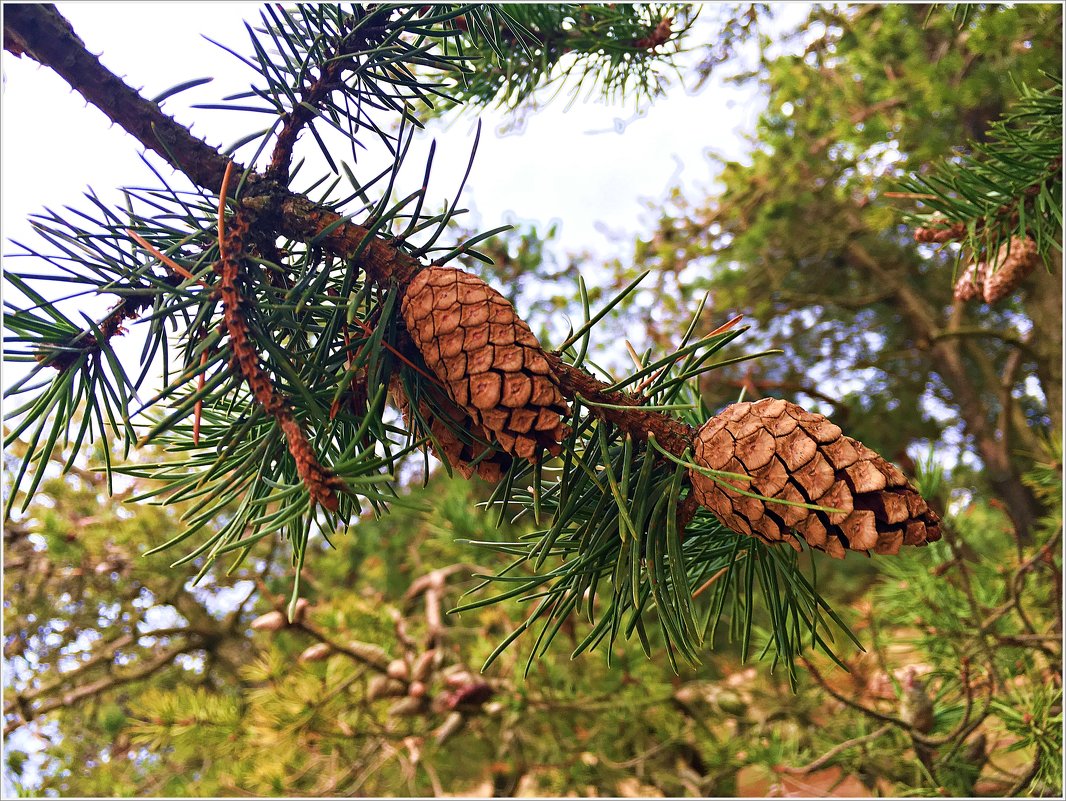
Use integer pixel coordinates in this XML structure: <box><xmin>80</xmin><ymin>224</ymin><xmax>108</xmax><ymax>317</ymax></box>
<box><xmin>843</xmin><ymin>459</ymin><xmax>887</xmax><ymax>493</ymax></box>
<box><xmin>735</xmin><ymin>427</ymin><xmax>776</xmax><ymax>470</ymax></box>
<box><xmin>793</xmin><ymin>452</ymin><xmax>835</xmax><ymax>499</ymax></box>
<box><xmin>392</xmin><ymin>381</ymin><xmax>512</xmax><ymax>483</ymax></box>
<box><xmin>690</xmin><ymin>398</ymin><xmax>940</xmax><ymax>558</ymax></box>
<box><xmin>777</xmin><ymin>427</ymin><xmax>817</xmax><ymax>471</ymax></box>
<box><xmin>750</xmin><ymin>456</ymin><xmax>789</xmax><ymax>497</ymax></box>
<box><xmin>820</xmin><ymin>437</ymin><xmax>860</xmax><ymax>470</ymax></box>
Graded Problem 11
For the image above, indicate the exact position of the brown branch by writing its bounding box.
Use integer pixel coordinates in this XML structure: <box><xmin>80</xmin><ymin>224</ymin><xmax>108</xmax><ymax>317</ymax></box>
<box><xmin>265</xmin><ymin>9</ymin><xmax>388</xmax><ymax>183</ymax></box>
<box><xmin>931</xmin><ymin>326</ymin><xmax>1039</xmax><ymax>361</ymax></box>
<box><xmin>4</xmin><ymin>639</ymin><xmax>194</xmax><ymax>736</ymax></box>
<box><xmin>777</xmin><ymin>289</ymin><xmax>896</xmax><ymax>310</ymax></box>
<box><xmin>633</xmin><ymin>16</ymin><xmax>673</xmax><ymax>49</ymax></box>
<box><xmin>914</xmin><ymin>220</ymin><xmax>966</xmax><ymax>244</ymax></box>
<box><xmin>800</xmin><ymin>656</ymin><xmax>994</xmax><ymax>749</ymax></box>
<box><xmin>543</xmin><ymin>352</ymin><xmax>695</xmax><ymax>456</ymax></box>
<box><xmin>293</xmin><ymin>620</ymin><xmax>391</xmax><ymax>674</ymax></box>
<box><xmin>1007</xmin><ymin>751</ymin><xmax>1043</xmax><ymax>797</ymax></box>
<box><xmin>913</xmin><ymin>156</ymin><xmax>1062</xmax><ymax>245</ymax></box>
<box><xmin>778</xmin><ymin>724</ymin><xmax>892</xmax><ymax>774</ymax></box>
<box><xmin>243</xmin><ymin>192</ymin><xmax>422</xmax><ymax>286</ymax></box>
<box><xmin>36</xmin><ymin>286</ymin><xmax>168</xmax><ymax>371</ymax></box>
<box><xmin>3</xmin><ymin>633</ymin><xmax>135</xmax><ymax>715</ymax></box>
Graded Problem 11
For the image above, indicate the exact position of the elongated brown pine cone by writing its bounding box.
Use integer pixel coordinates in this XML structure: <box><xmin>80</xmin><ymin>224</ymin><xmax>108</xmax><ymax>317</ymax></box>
<box><xmin>400</xmin><ymin>266</ymin><xmax>570</xmax><ymax>469</ymax></box>
<box><xmin>391</xmin><ymin>378</ymin><xmax>512</xmax><ymax>482</ymax></box>
<box><xmin>982</xmin><ymin>236</ymin><xmax>1038</xmax><ymax>303</ymax></box>
<box><xmin>953</xmin><ymin>259</ymin><xmax>986</xmax><ymax>302</ymax></box>
<box><xmin>689</xmin><ymin>398</ymin><xmax>941</xmax><ymax>558</ymax></box>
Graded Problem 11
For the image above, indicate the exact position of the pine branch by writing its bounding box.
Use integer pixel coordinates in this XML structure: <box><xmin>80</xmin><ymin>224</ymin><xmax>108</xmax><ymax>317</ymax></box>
<box><xmin>4</xmin><ymin>4</ymin><xmax>944</xmax><ymax>673</ymax></box>
<box><xmin>34</xmin><ymin>282</ymin><xmax>175</xmax><ymax>372</ymax></box>
<box><xmin>0</xmin><ymin>6</ymin><xmax>693</xmax><ymax>455</ymax></box>
<box><xmin>543</xmin><ymin>352</ymin><xmax>694</xmax><ymax>455</ymax></box>
<box><xmin>778</xmin><ymin>723</ymin><xmax>893</xmax><ymax>775</ymax></box>
<box><xmin>898</xmin><ymin>75</ymin><xmax>1062</xmax><ymax>264</ymax></box>
<box><xmin>263</xmin><ymin>6</ymin><xmax>393</xmax><ymax>184</ymax></box>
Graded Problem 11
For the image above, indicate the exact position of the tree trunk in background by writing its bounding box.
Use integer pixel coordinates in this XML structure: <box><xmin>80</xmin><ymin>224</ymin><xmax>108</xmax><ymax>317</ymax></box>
<box><xmin>1029</xmin><ymin>250</ymin><xmax>1063</xmax><ymax>435</ymax></box>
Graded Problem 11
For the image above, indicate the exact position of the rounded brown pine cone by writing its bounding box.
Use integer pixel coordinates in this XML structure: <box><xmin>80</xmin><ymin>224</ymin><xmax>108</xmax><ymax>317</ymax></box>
<box><xmin>689</xmin><ymin>398</ymin><xmax>941</xmax><ymax>558</ymax></box>
<box><xmin>400</xmin><ymin>266</ymin><xmax>570</xmax><ymax>470</ymax></box>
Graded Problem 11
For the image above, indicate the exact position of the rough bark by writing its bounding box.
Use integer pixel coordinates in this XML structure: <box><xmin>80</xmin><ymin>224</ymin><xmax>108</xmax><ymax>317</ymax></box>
<box><xmin>1028</xmin><ymin>248</ymin><xmax>1063</xmax><ymax>433</ymax></box>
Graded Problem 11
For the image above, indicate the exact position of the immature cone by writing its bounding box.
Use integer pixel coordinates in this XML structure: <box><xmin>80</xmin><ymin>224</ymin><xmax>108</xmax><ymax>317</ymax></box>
<box><xmin>689</xmin><ymin>398</ymin><xmax>941</xmax><ymax>559</ymax></box>
<box><xmin>953</xmin><ymin>237</ymin><xmax>1039</xmax><ymax>304</ymax></box>
<box><xmin>982</xmin><ymin>236</ymin><xmax>1039</xmax><ymax>303</ymax></box>
<box><xmin>400</xmin><ymin>266</ymin><xmax>569</xmax><ymax>468</ymax></box>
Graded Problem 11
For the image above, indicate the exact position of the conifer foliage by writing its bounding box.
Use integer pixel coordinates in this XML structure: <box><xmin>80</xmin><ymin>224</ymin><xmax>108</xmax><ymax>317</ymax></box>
<box><xmin>899</xmin><ymin>76</ymin><xmax>1062</xmax><ymax>299</ymax></box>
<box><xmin>5</xmin><ymin>3</ymin><xmax>937</xmax><ymax>672</ymax></box>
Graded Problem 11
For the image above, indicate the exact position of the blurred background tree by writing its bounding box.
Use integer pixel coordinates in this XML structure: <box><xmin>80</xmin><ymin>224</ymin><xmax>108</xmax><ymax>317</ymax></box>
<box><xmin>4</xmin><ymin>442</ymin><xmax>1060</xmax><ymax>796</ymax></box>
<box><xmin>3</xmin><ymin>2</ymin><xmax>1061</xmax><ymax>798</ymax></box>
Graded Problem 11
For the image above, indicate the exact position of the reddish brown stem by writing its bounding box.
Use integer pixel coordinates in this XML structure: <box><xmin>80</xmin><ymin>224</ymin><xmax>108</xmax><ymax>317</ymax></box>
<box><xmin>543</xmin><ymin>352</ymin><xmax>695</xmax><ymax>457</ymax></box>
<box><xmin>266</xmin><ymin>9</ymin><xmax>387</xmax><ymax>183</ymax></box>
<box><xmin>216</xmin><ymin>193</ymin><xmax>343</xmax><ymax>512</ymax></box>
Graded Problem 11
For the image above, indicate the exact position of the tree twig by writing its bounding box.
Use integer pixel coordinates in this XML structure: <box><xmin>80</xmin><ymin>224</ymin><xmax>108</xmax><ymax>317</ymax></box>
<box><xmin>4</xmin><ymin>639</ymin><xmax>195</xmax><ymax>736</ymax></box>
<box><xmin>778</xmin><ymin>724</ymin><xmax>892</xmax><ymax>774</ymax></box>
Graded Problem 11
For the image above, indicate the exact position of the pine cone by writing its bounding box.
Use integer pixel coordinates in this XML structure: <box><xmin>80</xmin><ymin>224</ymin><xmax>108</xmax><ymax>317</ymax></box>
<box><xmin>689</xmin><ymin>398</ymin><xmax>941</xmax><ymax>558</ymax></box>
<box><xmin>953</xmin><ymin>259</ymin><xmax>986</xmax><ymax>302</ymax></box>
<box><xmin>982</xmin><ymin>236</ymin><xmax>1039</xmax><ymax>303</ymax></box>
<box><xmin>391</xmin><ymin>378</ymin><xmax>511</xmax><ymax>482</ymax></box>
<box><xmin>400</xmin><ymin>266</ymin><xmax>569</xmax><ymax>468</ymax></box>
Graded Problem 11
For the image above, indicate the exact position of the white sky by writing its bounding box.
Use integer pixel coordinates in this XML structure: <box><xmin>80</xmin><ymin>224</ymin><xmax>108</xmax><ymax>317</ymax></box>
<box><xmin>1</xmin><ymin>4</ymin><xmax>808</xmax><ymax>266</ymax></box>
<box><xmin>0</xmin><ymin>1</ymin><xmax>811</xmax><ymax>424</ymax></box>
